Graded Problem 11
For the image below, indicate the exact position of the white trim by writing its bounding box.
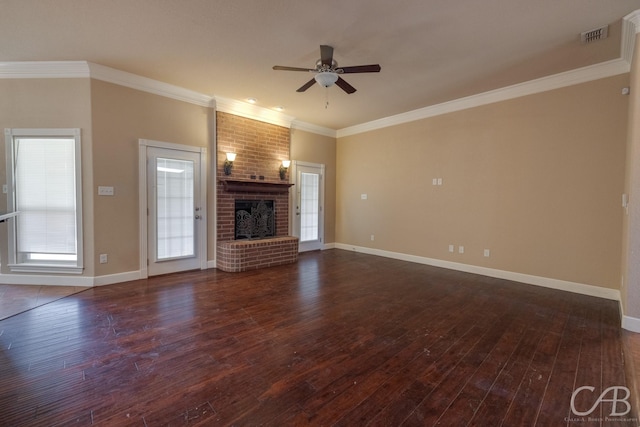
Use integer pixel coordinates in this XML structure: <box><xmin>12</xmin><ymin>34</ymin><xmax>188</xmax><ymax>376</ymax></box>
<box><xmin>214</xmin><ymin>95</ymin><xmax>295</xmax><ymax>128</ymax></box>
<box><xmin>333</xmin><ymin>244</ymin><xmax>620</xmax><ymax>301</ymax></box>
<box><xmin>4</xmin><ymin>128</ymin><xmax>84</xmax><ymax>273</ymax></box>
<box><xmin>138</xmin><ymin>143</ymin><xmax>148</xmax><ymax>279</ymax></box>
<box><xmin>622</xmin><ymin>315</ymin><xmax>640</xmax><ymax>333</ymax></box>
<box><xmin>93</xmin><ymin>271</ymin><xmax>141</xmax><ymax>287</ymax></box>
<box><xmin>0</xmin><ymin>61</ymin><xmax>90</xmax><ymax>79</ymax></box>
<box><xmin>207</xmin><ymin>259</ymin><xmax>217</xmax><ymax>269</ymax></box>
<box><xmin>337</xmin><ymin>59</ymin><xmax>630</xmax><ymax>138</ymax></box>
<box><xmin>88</xmin><ymin>63</ymin><xmax>214</xmax><ymax>108</ymax></box>
<box><xmin>0</xmin><ymin>270</ymin><xmax>140</xmax><ymax>287</ymax></box>
<box><xmin>290</xmin><ymin>161</ymin><xmax>325</xmax><ymax>252</ymax></box>
<box><xmin>138</xmin><ymin>139</ymin><xmax>208</xmax><ymax>278</ymax></box>
<box><xmin>622</xmin><ymin>10</ymin><xmax>640</xmax><ymax>63</ymax></box>
<box><xmin>291</xmin><ymin>121</ymin><xmax>337</xmax><ymax>138</ymax></box>
<box><xmin>196</xmin><ymin>146</ymin><xmax>208</xmax><ymax>271</ymax></box>
<box><xmin>0</xmin><ymin>273</ymin><xmax>94</xmax><ymax>286</ymax></box>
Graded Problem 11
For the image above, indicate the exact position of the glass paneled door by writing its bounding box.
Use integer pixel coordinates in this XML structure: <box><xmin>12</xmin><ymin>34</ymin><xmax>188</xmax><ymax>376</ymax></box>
<box><xmin>147</xmin><ymin>146</ymin><xmax>203</xmax><ymax>276</ymax></box>
<box><xmin>292</xmin><ymin>161</ymin><xmax>325</xmax><ymax>252</ymax></box>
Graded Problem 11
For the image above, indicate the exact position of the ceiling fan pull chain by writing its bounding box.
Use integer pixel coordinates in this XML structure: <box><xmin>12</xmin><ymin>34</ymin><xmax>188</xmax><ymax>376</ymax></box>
<box><xmin>325</xmin><ymin>87</ymin><xmax>330</xmax><ymax>109</ymax></box>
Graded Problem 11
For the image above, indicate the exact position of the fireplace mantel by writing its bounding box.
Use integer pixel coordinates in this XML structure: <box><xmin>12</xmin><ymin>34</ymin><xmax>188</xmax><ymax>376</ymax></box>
<box><xmin>221</xmin><ymin>179</ymin><xmax>294</xmax><ymax>194</ymax></box>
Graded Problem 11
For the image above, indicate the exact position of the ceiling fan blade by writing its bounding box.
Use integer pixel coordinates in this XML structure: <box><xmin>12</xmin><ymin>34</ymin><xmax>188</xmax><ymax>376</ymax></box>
<box><xmin>335</xmin><ymin>77</ymin><xmax>356</xmax><ymax>94</ymax></box>
<box><xmin>320</xmin><ymin>45</ymin><xmax>334</xmax><ymax>66</ymax></box>
<box><xmin>296</xmin><ymin>78</ymin><xmax>317</xmax><ymax>92</ymax></box>
<box><xmin>273</xmin><ymin>65</ymin><xmax>316</xmax><ymax>72</ymax></box>
<box><xmin>339</xmin><ymin>64</ymin><xmax>381</xmax><ymax>73</ymax></box>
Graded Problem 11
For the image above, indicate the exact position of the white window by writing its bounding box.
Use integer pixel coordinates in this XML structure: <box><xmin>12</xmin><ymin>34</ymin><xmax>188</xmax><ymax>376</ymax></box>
<box><xmin>4</xmin><ymin>128</ymin><xmax>83</xmax><ymax>274</ymax></box>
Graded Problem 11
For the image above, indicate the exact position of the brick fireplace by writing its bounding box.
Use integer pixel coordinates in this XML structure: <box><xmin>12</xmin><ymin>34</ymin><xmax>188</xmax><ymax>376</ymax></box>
<box><xmin>216</xmin><ymin>112</ymin><xmax>298</xmax><ymax>272</ymax></box>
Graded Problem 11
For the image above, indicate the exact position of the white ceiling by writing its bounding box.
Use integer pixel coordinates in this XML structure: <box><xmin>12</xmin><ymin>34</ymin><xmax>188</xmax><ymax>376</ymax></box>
<box><xmin>2</xmin><ymin>0</ymin><xmax>640</xmax><ymax>130</ymax></box>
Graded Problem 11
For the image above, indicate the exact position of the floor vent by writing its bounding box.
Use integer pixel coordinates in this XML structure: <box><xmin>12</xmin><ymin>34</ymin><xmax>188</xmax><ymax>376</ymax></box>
<box><xmin>581</xmin><ymin>25</ymin><xmax>608</xmax><ymax>43</ymax></box>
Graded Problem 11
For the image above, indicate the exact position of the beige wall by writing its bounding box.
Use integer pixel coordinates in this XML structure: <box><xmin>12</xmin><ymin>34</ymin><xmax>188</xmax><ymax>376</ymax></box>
<box><xmin>0</xmin><ymin>78</ymin><xmax>95</xmax><ymax>275</ymax></box>
<box><xmin>90</xmin><ymin>80</ymin><xmax>213</xmax><ymax>275</ymax></box>
<box><xmin>290</xmin><ymin>128</ymin><xmax>337</xmax><ymax>244</ymax></box>
<box><xmin>0</xmin><ymin>72</ymin><xmax>631</xmax><ymax>296</ymax></box>
<box><xmin>337</xmin><ymin>74</ymin><xmax>629</xmax><ymax>289</ymax></box>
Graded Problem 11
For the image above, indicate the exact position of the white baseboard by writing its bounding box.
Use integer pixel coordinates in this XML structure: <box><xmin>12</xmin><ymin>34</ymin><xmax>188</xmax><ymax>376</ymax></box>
<box><xmin>0</xmin><ymin>273</ymin><xmax>94</xmax><ymax>287</ymax></box>
<box><xmin>0</xmin><ymin>270</ymin><xmax>143</xmax><ymax>287</ymax></box>
<box><xmin>207</xmin><ymin>259</ymin><xmax>217</xmax><ymax>269</ymax></box>
<box><xmin>622</xmin><ymin>315</ymin><xmax>640</xmax><ymax>333</ymax></box>
<box><xmin>334</xmin><ymin>243</ymin><xmax>620</xmax><ymax>301</ymax></box>
<box><xmin>93</xmin><ymin>271</ymin><xmax>142</xmax><ymax>287</ymax></box>
<box><xmin>323</xmin><ymin>242</ymin><xmax>336</xmax><ymax>250</ymax></box>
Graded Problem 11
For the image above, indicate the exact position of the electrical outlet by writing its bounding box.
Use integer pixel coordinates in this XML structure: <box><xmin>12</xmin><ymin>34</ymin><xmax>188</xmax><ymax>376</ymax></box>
<box><xmin>98</xmin><ymin>186</ymin><xmax>114</xmax><ymax>196</ymax></box>
<box><xmin>99</xmin><ymin>254</ymin><xmax>108</xmax><ymax>264</ymax></box>
<box><xmin>484</xmin><ymin>249</ymin><xmax>491</xmax><ymax>257</ymax></box>
<box><xmin>370</xmin><ymin>234</ymin><xmax>375</xmax><ymax>241</ymax></box>
<box><xmin>448</xmin><ymin>245</ymin><xmax>454</xmax><ymax>253</ymax></box>
<box><xmin>458</xmin><ymin>246</ymin><xmax>464</xmax><ymax>254</ymax></box>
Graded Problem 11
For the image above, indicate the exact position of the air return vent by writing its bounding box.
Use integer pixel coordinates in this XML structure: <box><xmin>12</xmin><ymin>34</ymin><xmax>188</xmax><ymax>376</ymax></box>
<box><xmin>581</xmin><ymin>25</ymin><xmax>608</xmax><ymax>43</ymax></box>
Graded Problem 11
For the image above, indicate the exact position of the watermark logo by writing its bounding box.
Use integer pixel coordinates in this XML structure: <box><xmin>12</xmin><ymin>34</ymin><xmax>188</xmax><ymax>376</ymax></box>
<box><xmin>570</xmin><ymin>386</ymin><xmax>631</xmax><ymax>417</ymax></box>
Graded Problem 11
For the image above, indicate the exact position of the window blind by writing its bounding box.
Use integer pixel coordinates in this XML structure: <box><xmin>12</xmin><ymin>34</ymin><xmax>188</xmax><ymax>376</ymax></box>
<box><xmin>14</xmin><ymin>137</ymin><xmax>77</xmax><ymax>260</ymax></box>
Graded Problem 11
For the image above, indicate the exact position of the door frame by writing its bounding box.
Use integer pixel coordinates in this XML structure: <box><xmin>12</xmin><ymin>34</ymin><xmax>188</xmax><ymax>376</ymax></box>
<box><xmin>289</xmin><ymin>160</ymin><xmax>325</xmax><ymax>252</ymax></box>
<box><xmin>138</xmin><ymin>139</ymin><xmax>207</xmax><ymax>278</ymax></box>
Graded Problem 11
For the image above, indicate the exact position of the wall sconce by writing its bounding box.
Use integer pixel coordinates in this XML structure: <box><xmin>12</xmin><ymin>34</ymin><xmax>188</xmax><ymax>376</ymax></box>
<box><xmin>224</xmin><ymin>152</ymin><xmax>236</xmax><ymax>176</ymax></box>
<box><xmin>279</xmin><ymin>160</ymin><xmax>291</xmax><ymax>180</ymax></box>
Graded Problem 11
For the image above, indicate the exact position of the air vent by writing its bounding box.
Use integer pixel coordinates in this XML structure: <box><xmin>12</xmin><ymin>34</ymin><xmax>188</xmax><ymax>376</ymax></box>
<box><xmin>581</xmin><ymin>25</ymin><xmax>608</xmax><ymax>43</ymax></box>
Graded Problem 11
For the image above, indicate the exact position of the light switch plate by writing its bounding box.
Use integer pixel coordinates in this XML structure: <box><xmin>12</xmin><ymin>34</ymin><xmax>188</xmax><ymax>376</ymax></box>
<box><xmin>98</xmin><ymin>186</ymin><xmax>114</xmax><ymax>196</ymax></box>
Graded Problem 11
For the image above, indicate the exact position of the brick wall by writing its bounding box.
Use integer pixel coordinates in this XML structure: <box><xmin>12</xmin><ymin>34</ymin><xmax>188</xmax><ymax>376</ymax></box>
<box><xmin>216</xmin><ymin>112</ymin><xmax>296</xmax><ymax>270</ymax></box>
<box><xmin>217</xmin><ymin>237</ymin><xmax>299</xmax><ymax>272</ymax></box>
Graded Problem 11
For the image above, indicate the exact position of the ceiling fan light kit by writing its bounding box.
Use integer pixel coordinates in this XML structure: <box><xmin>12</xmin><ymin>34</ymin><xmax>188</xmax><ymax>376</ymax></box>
<box><xmin>273</xmin><ymin>45</ymin><xmax>381</xmax><ymax>94</ymax></box>
<box><xmin>315</xmin><ymin>72</ymin><xmax>339</xmax><ymax>88</ymax></box>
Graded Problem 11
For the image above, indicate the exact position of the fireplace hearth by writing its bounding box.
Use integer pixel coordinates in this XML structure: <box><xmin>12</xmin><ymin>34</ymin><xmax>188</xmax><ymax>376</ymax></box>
<box><xmin>235</xmin><ymin>200</ymin><xmax>275</xmax><ymax>240</ymax></box>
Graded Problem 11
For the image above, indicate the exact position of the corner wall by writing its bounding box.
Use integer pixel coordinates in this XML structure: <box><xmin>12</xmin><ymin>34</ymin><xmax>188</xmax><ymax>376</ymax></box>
<box><xmin>336</xmin><ymin>74</ymin><xmax>629</xmax><ymax>291</ymax></box>
<box><xmin>0</xmin><ymin>78</ymin><xmax>95</xmax><ymax>277</ymax></box>
<box><xmin>290</xmin><ymin>128</ymin><xmax>337</xmax><ymax>244</ymax></box>
<box><xmin>90</xmin><ymin>80</ymin><xmax>213</xmax><ymax>276</ymax></box>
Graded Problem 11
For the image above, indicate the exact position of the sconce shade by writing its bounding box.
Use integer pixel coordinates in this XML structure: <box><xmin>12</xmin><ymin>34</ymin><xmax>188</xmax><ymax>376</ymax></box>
<box><xmin>314</xmin><ymin>72</ymin><xmax>339</xmax><ymax>88</ymax></box>
<box><xmin>279</xmin><ymin>160</ymin><xmax>290</xmax><ymax>180</ymax></box>
<box><xmin>224</xmin><ymin>152</ymin><xmax>236</xmax><ymax>176</ymax></box>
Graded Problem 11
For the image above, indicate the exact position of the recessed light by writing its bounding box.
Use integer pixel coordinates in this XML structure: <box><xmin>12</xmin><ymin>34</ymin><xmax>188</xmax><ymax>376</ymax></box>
<box><xmin>247</xmin><ymin>98</ymin><xmax>257</xmax><ymax>104</ymax></box>
<box><xmin>274</xmin><ymin>106</ymin><xmax>285</xmax><ymax>112</ymax></box>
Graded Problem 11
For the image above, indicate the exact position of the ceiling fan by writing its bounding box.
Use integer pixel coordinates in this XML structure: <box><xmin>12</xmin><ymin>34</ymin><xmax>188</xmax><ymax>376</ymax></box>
<box><xmin>273</xmin><ymin>45</ymin><xmax>381</xmax><ymax>94</ymax></box>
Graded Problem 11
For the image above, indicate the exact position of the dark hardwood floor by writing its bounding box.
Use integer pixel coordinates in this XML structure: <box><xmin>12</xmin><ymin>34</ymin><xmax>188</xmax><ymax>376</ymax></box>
<box><xmin>0</xmin><ymin>250</ymin><xmax>637</xmax><ymax>426</ymax></box>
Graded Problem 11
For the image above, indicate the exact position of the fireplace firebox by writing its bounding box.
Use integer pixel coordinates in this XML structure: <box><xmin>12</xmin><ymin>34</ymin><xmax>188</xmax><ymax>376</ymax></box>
<box><xmin>235</xmin><ymin>200</ymin><xmax>275</xmax><ymax>240</ymax></box>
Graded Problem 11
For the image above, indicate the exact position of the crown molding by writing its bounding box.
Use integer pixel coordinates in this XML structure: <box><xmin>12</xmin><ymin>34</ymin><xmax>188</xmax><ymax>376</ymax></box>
<box><xmin>88</xmin><ymin>63</ymin><xmax>214</xmax><ymax>107</ymax></box>
<box><xmin>0</xmin><ymin>61</ymin><xmax>90</xmax><ymax>78</ymax></box>
<box><xmin>0</xmin><ymin>61</ymin><xmax>296</xmax><ymax>127</ymax></box>
<box><xmin>0</xmin><ymin>57</ymin><xmax>631</xmax><ymax>137</ymax></box>
<box><xmin>337</xmin><ymin>58</ymin><xmax>630</xmax><ymax>138</ymax></box>
<box><xmin>291</xmin><ymin>120</ymin><xmax>337</xmax><ymax>138</ymax></box>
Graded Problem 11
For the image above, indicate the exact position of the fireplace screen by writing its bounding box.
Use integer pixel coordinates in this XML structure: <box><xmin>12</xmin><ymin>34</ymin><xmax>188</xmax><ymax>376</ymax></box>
<box><xmin>235</xmin><ymin>200</ymin><xmax>275</xmax><ymax>240</ymax></box>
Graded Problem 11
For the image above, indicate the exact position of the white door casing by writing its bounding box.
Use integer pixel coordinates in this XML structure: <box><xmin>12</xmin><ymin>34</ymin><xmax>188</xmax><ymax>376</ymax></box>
<box><xmin>139</xmin><ymin>140</ymin><xmax>207</xmax><ymax>277</ymax></box>
<box><xmin>290</xmin><ymin>161</ymin><xmax>325</xmax><ymax>252</ymax></box>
